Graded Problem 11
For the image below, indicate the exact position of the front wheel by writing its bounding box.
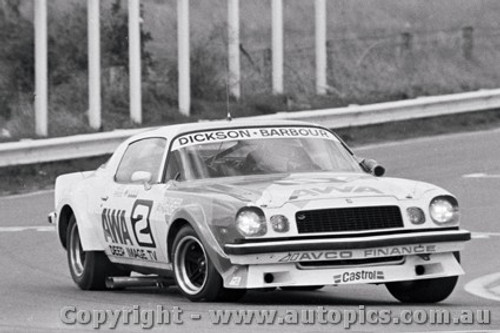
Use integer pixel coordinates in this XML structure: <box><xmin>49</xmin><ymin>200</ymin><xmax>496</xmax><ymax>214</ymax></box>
<box><xmin>385</xmin><ymin>276</ymin><xmax>458</xmax><ymax>303</ymax></box>
<box><xmin>172</xmin><ymin>226</ymin><xmax>245</xmax><ymax>302</ymax></box>
<box><xmin>67</xmin><ymin>215</ymin><xmax>128</xmax><ymax>290</ymax></box>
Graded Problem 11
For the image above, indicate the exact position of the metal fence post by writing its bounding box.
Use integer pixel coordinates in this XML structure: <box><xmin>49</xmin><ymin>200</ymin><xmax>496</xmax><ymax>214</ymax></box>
<box><xmin>228</xmin><ymin>0</ymin><xmax>240</xmax><ymax>99</ymax></box>
<box><xmin>129</xmin><ymin>0</ymin><xmax>142</xmax><ymax>124</ymax></box>
<box><xmin>271</xmin><ymin>0</ymin><xmax>283</xmax><ymax>95</ymax></box>
<box><xmin>34</xmin><ymin>0</ymin><xmax>48</xmax><ymax>137</ymax></box>
<box><xmin>315</xmin><ymin>0</ymin><xmax>327</xmax><ymax>95</ymax></box>
<box><xmin>178</xmin><ymin>0</ymin><xmax>190</xmax><ymax>116</ymax></box>
<box><xmin>88</xmin><ymin>0</ymin><xmax>101</xmax><ymax>130</ymax></box>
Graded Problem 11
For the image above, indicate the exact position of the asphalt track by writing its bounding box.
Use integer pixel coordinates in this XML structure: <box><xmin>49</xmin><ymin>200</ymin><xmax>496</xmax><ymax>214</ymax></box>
<box><xmin>1</xmin><ymin>128</ymin><xmax>500</xmax><ymax>332</ymax></box>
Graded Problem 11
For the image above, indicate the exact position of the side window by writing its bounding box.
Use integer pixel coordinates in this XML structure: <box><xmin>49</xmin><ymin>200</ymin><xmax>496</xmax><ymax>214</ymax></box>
<box><xmin>165</xmin><ymin>150</ymin><xmax>182</xmax><ymax>181</ymax></box>
<box><xmin>115</xmin><ymin>138</ymin><xmax>167</xmax><ymax>184</ymax></box>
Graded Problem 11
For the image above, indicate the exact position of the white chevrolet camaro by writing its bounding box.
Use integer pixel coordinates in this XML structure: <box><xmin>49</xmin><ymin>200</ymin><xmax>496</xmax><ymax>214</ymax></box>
<box><xmin>49</xmin><ymin>119</ymin><xmax>471</xmax><ymax>302</ymax></box>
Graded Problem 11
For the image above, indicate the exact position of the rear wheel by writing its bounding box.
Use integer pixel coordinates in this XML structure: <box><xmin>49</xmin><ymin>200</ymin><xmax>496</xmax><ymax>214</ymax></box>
<box><xmin>67</xmin><ymin>215</ymin><xmax>129</xmax><ymax>290</ymax></box>
<box><xmin>172</xmin><ymin>225</ymin><xmax>245</xmax><ymax>302</ymax></box>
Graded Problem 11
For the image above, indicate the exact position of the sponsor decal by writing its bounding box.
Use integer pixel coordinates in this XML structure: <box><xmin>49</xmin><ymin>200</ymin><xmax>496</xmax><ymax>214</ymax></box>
<box><xmin>108</xmin><ymin>245</ymin><xmax>158</xmax><ymax>262</ymax></box>
<box><xmin>112</xmin><ymin>185</ymin><xmax>126</xmax><ymax>198</ymax></box>
<box><xmin>364</xmin><ymin>244</ymin><xmax>436</xmax><ymax>258</ymax></box>
<box><xmin>130</xmin><ymin>200</ymin><xmax>156</xmax><ymax>248</ymax></box>
<box><xmin>102</xmin><ymin>209</ymin><xmax>134</xmax><ymax>246</ymax></box>
<box><xmin>109</xmin><ymin>244</ymin><xmax>126</xmax><ymax>257</ymax></box>
<box><xmin>125</xmin><ymin>247</ymin><xmax>158</xmax><ymax>261</ymax></box>
<box><xmin>279</xmin><ymin>251</ymin><xmax>353</xmax><ymax>263</ymax></box>
<box><xmin>289</xmin><ymin>185</ymin><xmax>384</xmax><ymax>200</ymax></box>
<box><xmin>101</xmin><ymin>199</ymin><xmax>158</xmax><ymax>261</ymax></box>
<box><xmin>163</xmin><ymin>197</ymin><xmax>184</xmax><ymax>217</ymax></box>
<box><xmin>276</xmin><ymin>245</ymin><xmax>437</xmax><ymax>263</ymax></box>
<box><xmin>334</xmin><ymin>270</ymin><xmax>384</xmax><ymax>283</ymax></box>
<box><xmin>172</xmin><ymin>127</ymin><xmax>337</xmax><ymax>150</ymax></box>
<box><xmin>125</xmin><ymin>188</ymin><xmax>139</xmax><ymax>199</ymax></box>
<box><xmin>229</xmin><ymin>276</ymin><xmax>242</xmax><ymax>286</ymax></box>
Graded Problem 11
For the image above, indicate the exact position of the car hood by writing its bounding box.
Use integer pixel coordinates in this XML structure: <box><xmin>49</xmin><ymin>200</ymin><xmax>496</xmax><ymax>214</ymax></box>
<box><xmin>178</xmin><ymin>172</ymin><xmax>439</xmax><ymax>208</ymax></box>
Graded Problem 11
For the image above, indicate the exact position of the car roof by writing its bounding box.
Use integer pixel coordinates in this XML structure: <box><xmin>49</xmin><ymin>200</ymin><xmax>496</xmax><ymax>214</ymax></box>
<box><xmin>126</xmin><ymin>118</ymin><xmax>322</xmax><ymax>143</ymax></box>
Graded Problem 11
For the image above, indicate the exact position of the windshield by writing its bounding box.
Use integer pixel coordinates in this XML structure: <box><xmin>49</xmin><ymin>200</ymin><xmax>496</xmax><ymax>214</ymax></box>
<box><xmin>167</xmin><ymin>126</ymin><xmax>361</xmax><ymax>180</ymax></box>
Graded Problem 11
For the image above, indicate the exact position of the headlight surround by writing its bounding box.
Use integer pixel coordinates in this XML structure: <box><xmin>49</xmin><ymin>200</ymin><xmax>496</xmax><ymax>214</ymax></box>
<box><xmin>429</xmin><ymin>196</ymin><xmax>459</xmax><ymax>225</ymax></box>
<box><xmin>407</xmin><ymin>207</ymin><xmax>426</xmax><ymax>225</ymax></box>
<box><xmin>236</xmin><ymin>207</ymin><xmax>267</xmax><ymax>237</ymax></box>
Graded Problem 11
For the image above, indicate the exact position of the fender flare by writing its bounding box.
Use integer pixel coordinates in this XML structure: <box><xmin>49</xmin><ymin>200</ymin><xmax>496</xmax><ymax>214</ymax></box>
<box><xmin>57</xmin><ymin>199</ymin><xmax>104</xmax><ymax>251</ymax></box>
<box><xmin>167</xmin><ymin>206</ymin><xmax>230</xmax><ymax>275</ymax></box>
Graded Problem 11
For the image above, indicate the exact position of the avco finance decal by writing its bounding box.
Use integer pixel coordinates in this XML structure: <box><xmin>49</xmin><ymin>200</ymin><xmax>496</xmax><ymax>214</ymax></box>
<box><xmin>279</xmin><ymin>250</ymin><xmax>353</xmax><ymax>263</ymax></box>
<box><xmin>101</xmin><ymin>200</ymin><xmax>158</xmax><ymax>262</ymax></box>
<box><xmin>334</xmin><ymin>270</ymin><xmax>384</xmax><ymax>283</ymax></box>
<box><xmin>364</xmin><ymin>244</ymin><xmax>436</xmax><ymax>257</ymax></box>
<box><xmin>277</xmin><ymin>245</ymin><xmax>437</xmax><ymax>263</ymax></box>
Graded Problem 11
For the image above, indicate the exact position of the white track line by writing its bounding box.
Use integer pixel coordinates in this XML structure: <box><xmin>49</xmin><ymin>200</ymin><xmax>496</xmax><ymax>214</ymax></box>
<box><xmin>0</xmin><ymin>226</ymin><xmax>55</xmax><ymax>232</ymax></box>
<box><xmin>471</xmin><ymin>232</ymin><xmax>500</xmax><ymax>239</ymax></box>
<box><xmin>465</xmin><ymin>272</ymin><xmax>500</xmax><ymax>302</ymax></box>
<box><xmin>354</xmin><ymin>127</ymin><xmax>500</xmax><ymax>152</ymax></box>
<box><xmin>463</xmin><ymin>173</ymin><xmax>500</xmax><ymax>179</ymax></box>
<box><xmin>0</xmin><ymin>189</ymin><xmax>54</xmax><ymax>200</ymax></box>
<box><xmin>416</xmin><ymin>331</ymin><xmax>500</xmax><ymax>333</ymax></box>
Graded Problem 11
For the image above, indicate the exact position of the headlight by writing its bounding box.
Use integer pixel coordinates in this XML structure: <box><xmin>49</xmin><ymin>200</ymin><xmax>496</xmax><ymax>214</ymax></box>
<box><xmin>236</xmin><ymin>208</ymin><xmax>267</xmax><ymax>237</ymax></box>
<box><xmin>270</xmin><ymin>215</ymin><xmax>289</xmax><ymax>232</ymax></box>
<box><xmin>429</xmin><ymin>196</ymin><xmax>459</xmax><ymax>225</ymax></box>
<box><xmin>407</xmin><ymin>207</ymin><xmax>425</xmax><ymax>225</ymax></box>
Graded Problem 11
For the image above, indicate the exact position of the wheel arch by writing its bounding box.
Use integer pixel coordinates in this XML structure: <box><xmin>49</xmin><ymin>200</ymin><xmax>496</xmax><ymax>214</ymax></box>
<box><xmin>166</xmin><ymin>218</ymin><xmax>192</xmax><ymax>261</ymax></box>
<box><xmin>58</xmin><ymin>204</ymin><xmax>74</xmax><ymax>249</ymax></box>
<box><xmin>57</xmin><ymin>201</ymin><xmax>105</xmax><ymax>251</ymax></box>
<box><xmin>165</xmin><ymin>205</ymin><xmax>232</xmax><ymax>278</ymax></box>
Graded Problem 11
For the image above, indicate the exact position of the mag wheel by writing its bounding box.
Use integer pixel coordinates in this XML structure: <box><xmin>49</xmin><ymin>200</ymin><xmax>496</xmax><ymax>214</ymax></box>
<box><xmin>67</xmin><ymin>215</ymin><xmax>129</xmax><ymax>290</ymax></box>
<box><xmin>172</xmin><ymin>226</ymin><xmax>245</xmax><ymax>302</ymax></box>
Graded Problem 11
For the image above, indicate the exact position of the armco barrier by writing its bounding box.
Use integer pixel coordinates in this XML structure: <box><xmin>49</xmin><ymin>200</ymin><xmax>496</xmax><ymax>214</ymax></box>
<box><xmin>1</xmin><ymin>89</ymin><xmax>500</xmax><ymax>167</ymax></box>
<box><xmin>0</xmin><ymin>128</ymin><xmax>152</xmax><ymax>167</ymax></box>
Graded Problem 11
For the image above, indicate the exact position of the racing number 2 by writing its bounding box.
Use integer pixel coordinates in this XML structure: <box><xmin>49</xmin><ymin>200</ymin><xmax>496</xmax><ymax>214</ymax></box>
<box><xmin>131</xmin><ymin>200</ymin><xmax>156</xmax><ymax>248</ymax></box>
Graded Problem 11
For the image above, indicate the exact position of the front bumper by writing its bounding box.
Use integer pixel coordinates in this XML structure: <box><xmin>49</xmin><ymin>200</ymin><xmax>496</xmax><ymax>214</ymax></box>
<box><xmin>224</xmin><ymin>229</ymin><xmax>471</xmax><ymax>255</ymax></box>
<box><xmin>221</xmin><ymin>229</ymin><xmax>470</xmax><ymax>289</ymax></box>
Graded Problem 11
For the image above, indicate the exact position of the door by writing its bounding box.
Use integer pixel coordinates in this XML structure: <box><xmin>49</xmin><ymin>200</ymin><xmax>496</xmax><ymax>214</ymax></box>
<box><xmin>98</xmin><ymin>137</ymin><xmax>169</xmax><ymax>269</ymax></box>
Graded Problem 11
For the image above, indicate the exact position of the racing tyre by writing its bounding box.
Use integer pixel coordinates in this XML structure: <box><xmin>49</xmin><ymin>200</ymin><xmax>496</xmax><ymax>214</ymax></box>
<box><xmin>172</xmin><ymin>225</ymin><xmax>246</xmax><ymax>302</ymax></box>
<box><xmin>67</xmin><ymin>215</ymin><xmax>129</xmax><ymax>290</ymax></box>
<box><xmin>386</xmin><ymin>252</ymin><xmax>460</xmax><ymax>303</ymax></box>
<box><xmin>385</xmin><ymin>276</ymin><xmax>458</xmax><ymax>303</ymax></box>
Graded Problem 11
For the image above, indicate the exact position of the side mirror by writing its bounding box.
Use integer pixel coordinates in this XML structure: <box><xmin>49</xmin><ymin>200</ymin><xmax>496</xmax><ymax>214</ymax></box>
<box><xmin>131</xmin><ymin>171</ymin><xmax>153</xmax><ymax>190</ymax></box>
<box><xmin>360</xmin><ymin>159</ymin><xmax>385</xmax><ymax>177</ymax></box>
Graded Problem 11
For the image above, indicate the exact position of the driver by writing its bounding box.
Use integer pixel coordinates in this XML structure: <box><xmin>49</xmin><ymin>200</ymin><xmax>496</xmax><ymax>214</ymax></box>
<box><xmin>244</xmin><ymin>139</ymin><xmax>317</xmax><ymax>173</ymax></box>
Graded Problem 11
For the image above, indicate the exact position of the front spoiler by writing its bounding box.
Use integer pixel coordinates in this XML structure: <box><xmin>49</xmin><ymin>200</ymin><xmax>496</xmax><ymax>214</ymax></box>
<box><xmin>223</xmin><ymin>252</ymin><xmax>463</xmax><ymax>289</ymax></box>
<box><xmin>224</xmin><ymin>229</ymin><xmax>471</xmax><ymax>255</ymax></box>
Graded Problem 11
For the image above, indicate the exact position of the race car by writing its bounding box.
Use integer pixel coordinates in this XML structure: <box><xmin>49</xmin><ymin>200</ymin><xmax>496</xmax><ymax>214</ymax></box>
<box><xmin>48</xmin><ymin>119</ymin><xmax>471</xmax><ymax>302</ymax></box>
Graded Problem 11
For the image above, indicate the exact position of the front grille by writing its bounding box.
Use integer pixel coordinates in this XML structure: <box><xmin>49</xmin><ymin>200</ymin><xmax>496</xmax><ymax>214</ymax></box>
<box><xmin>295</xmin><ymin>206</ymin><xmax>403</xmax><ymax>234</ymax></box>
